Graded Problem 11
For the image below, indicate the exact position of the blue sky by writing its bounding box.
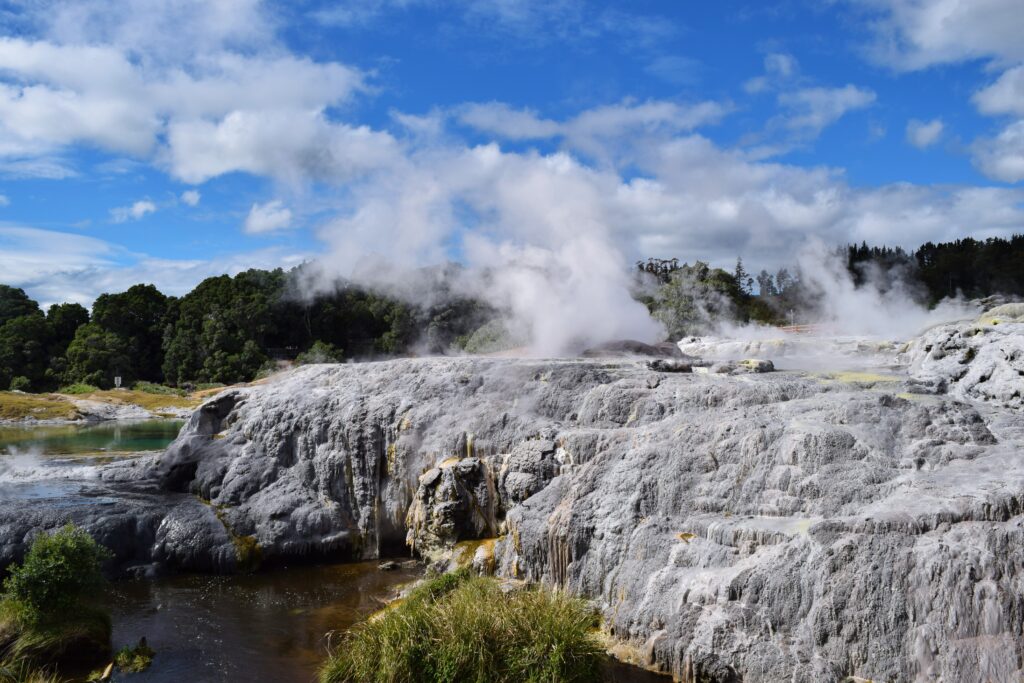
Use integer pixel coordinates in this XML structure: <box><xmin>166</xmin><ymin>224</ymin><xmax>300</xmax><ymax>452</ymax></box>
<box><xmin>1</xmin><ymin>0</ymin><xmax>1023</xmax><ymax>306</ymax></box>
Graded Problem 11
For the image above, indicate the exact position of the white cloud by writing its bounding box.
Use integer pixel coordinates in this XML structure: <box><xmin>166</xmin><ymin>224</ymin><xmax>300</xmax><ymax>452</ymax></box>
<box><xmin>0</xmin><ymin>195</ymin><xmax>8</xmax><ymax>206</ymax></box>
<box><xmin>859</xmin><ymin>0</ymin><xmax>1024</xmax><ymax>70</ymax></box>
<box><xmin>165</xmin><ymin>110</ymin><xmax>398</xmax><ymax>185</ymax></box>
<box><xmin>180</xmin><ymin>189</ymin><xmax>201</xmax><ymax>206</ymax></box>
<box><xmin>854</xmin><ymin>2</ymin><xmax>1024</xmax><ymax>183</ymax></box>
<box><xmin>744</xmin><ymin>52</ymin><xmax>799</xmax><ymax>94</ymax></box>
<box><xmin>777</xmin><ymin>84</ymin><xmax>877</xmax><ymax>137</ymax></box>
<box><xmin>906</xmin><ymin>117</ymin><xmax>944</xmax><ymax>148</ymax></box>
<box><xmin>972</xmin><ymin>120</ymin><xmax>1024</xmax><ymax>183</ymax></box>
<box><xmin>313</xmin><ymin>0</ymin><xmax>674</xmax><ymax>49</ymax></box>
<box><xmin>110</xmin><ymin>199</ymin><xmax>157</xmax><ymax>222</ymax></box>
<box><xmin>457</xmin><ymin>99</ymin><xmax>729</xmax><ymax>165</ymax></box>
<box><xmin>244</xmin><ymin>200</ymin><xmax>293</xmax><ymax>234</ymax></box>
<box><xmin>0</xmin><ymin>224</ymin><xmax>306</xmax><ymax>307</ymax></box>
<box><xmin>0</xmin><ymin>34</ymin><xmax>367</xmax><ymax>182</ymax></box>
<box><xmin>644</xmin><ymin>55</ymin><xmax>701</xmax><ymax>86</ymax></box>
<box><xmin>974</xmin><ymin>64</ymin><xmax>1024</xmax><ymax>116</ymax></box>
<box><xmin>458</xmin><ymin>103</ymin><xmax>561</xmax><ymax>140</ymax></box>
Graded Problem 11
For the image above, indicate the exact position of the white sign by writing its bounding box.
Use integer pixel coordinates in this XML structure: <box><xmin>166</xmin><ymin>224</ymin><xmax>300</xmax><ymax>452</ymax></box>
<box><xmin>114</xmin><ymin>376</ymin><xmax>122</xmax><ymax>389</ymax></box>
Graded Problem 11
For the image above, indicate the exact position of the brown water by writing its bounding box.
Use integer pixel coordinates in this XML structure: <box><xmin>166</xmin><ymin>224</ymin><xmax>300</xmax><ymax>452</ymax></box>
<box><xmin>104</xmin><ymin>561</ymin><xmax>421</xmax><ymax>683</ymax></box>
<box><xmin>100</xmin><ymin>561</ymin><xmax>670</xmax><ymax>682</ymax></box>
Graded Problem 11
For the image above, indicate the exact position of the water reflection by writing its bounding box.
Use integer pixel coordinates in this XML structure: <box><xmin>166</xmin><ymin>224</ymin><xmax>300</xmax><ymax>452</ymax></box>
<box><xmin>0</xmin><ymin>419</ymin><xmax>183</xmax><ymax>458</ymax></box>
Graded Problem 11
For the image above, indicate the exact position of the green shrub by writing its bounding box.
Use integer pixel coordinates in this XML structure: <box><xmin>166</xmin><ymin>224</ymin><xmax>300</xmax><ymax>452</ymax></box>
<box><xmin>56</xmin><ymin>384</ymin><xmax>99</xmax><ymax>396</ymax></box>
<box><xmin>0</xmin><ymin>526</ymin><xmax>112</xmax><ymax>668</ymax></box>
<box><xmin>7</xmin><ymin>378</ymin><xmax>30</xmax><ymax>393</ymax></box>
<box><xmin>295</xmin><ymin>340</ymin><xmax>343</xmax><ymax>365</ymax></box>
<box><xmin>193</xmin><ymin>383</ymin><xmax>226</xmax><ymax>391</ymax></box>
<box><xmin>320</xmin><ymin>569</ymin><xmax>602</xmax><ymax>683</ymax></box>
<box><xmin>3</xmin><ymin>526</ymin><xmax>109</xmax><ymax>621</ymax></box>
<box><xmin>113</xmin><ymin>639</ymin><xmax>154</xmax><ymax>673</ymax></box>
<box><xmin>131</xmin><ymin>381</ymin><xmax>185</xmax><ymax>397</ymax></box>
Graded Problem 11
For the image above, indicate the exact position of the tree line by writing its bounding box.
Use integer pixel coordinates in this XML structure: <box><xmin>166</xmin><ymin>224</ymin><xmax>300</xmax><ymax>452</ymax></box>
<box><xmin>1</xmin><ymin>234</ymin><xmax>1021</xmax><ymax>392</ymax></box>
<box><xmin>0</xmin><ymin>265</ymin><xmax>490</xmax><ymax>392</ymax></box>
<box><xmin>640</xmin><ymin>234</ymin><xmax>1024</xmax><ymax>338</ymax></box>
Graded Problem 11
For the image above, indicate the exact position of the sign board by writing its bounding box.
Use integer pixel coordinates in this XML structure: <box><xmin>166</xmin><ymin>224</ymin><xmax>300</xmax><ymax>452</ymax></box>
<box><xmin>114</xmin><ymin>376</ymin><xmax>122</xmax><ymax>389</ymax></box>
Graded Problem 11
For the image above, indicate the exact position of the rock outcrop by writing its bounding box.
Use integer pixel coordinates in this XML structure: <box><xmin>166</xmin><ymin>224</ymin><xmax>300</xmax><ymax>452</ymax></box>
<box><xmin>4</xmin><ymin>316</ymin><xmax>1024</xmax><ymax>682</ymax></box>
<box><xmin>908</xmin><ymin>318</ymin><xmax>1024</xmax><ymax>409</ymax></box>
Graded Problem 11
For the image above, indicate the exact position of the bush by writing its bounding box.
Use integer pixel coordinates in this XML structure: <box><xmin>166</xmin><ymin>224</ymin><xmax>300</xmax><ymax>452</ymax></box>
<box><xmin>3</xmin><ymin>526</ymin><xmax>110</xmax><ymax>621</ymax></box>
<box><xmin>56</xmin><ymin>384</ymin><xmax>99</xmax><ymax>396</ymax></box>
<box><xmin>0</xmin><ymin>526</ymin><xmax>112</xmax><ymax>667</ymax></box>
<box><xmin>131</xmin><ymin>381</ymin><xmax>185</xmax><ymax>397</ymax></box>
<box><xmin>320</xmin><ymin>569</ymin><xmax>602</xmax><ymax>683</ymax></box>
<box><xmin>7</xmin><ymin>378</ymin><xmax>30</xmax><ymax>393</ymax></box>
<box><xmin>295</xmin><ymin>340</ymin><xmax>343</xmax><ymax>365</ymax></box>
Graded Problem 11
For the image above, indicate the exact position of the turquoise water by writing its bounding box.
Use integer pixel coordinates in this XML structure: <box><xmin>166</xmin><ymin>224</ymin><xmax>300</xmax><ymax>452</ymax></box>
<box><xmin>0</xmin><ymin>419</ymin><xmax>184</xmax><ymax>457</ymax></box>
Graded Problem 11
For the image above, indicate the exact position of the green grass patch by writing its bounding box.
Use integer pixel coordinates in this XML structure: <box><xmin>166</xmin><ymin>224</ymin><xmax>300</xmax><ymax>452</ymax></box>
<box><xmin>131</xmin><ymin>382</ymin><xmax>186</xmax><ymax>397</ymax></box>
<box><xmin>113</xmin><ymin>639</ymin><xmax>154</xmax><ymax>673</ymax></box>
<box><xmin>55</xmin><ymin>384</ymin><xmax>99</xmax><ymax>396</ymax></box>
<box><xmin>320</xmin><ymin>569</ymin><xmax>602</xmax><ymax>683</ymax></box>
<box><xmin>0</xmin><ymin>393</ymin><xmax>79</xmax><ymax>422</ymax></box>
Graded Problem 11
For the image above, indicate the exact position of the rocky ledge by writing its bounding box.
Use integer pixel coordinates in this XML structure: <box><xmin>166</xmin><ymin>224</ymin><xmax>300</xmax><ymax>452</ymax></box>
<box><xmin>3</xmin><ymin>316</ymin><xmax>1023</xmax><ymax>682</ymax></box>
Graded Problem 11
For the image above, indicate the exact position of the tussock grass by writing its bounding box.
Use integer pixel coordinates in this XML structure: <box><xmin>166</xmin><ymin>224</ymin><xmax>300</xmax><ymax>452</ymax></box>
<box><xmin>0</xmin><ymin>658</ymin><xmax>63</xmax><ymax>683</ymax></box>
<box><xmin>0</xmin><ymin>394</ymin><xmax>79</xmax><ymax>422</ymax></box>
<box><xmin>320</xmin><ymin>569</ymin><xmax>602</xmax><ymax>683</ymax></box>
<box><xmin>0</xmin><ymin>602</ymin><xmax>109</xmax><ymax>664</ymax></box>
<box><xmin>75</xmin><ymin>389</ymin><xmax>196</xmax><ymax>412</ymax></box>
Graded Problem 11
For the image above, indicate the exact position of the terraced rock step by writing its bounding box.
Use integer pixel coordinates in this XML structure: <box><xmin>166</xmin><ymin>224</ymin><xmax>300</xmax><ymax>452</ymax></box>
<box><xmin>2</xmin><ymin>314</ymin><xmax>1022</xmax><ymax>682</ymax></box>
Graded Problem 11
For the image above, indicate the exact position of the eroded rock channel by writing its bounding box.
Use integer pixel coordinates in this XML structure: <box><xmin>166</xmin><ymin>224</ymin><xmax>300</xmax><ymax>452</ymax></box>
<box><xmin>4</xmin><ymin>317</ymin><xmax>1024</xmax><ymax>682</ymax></box>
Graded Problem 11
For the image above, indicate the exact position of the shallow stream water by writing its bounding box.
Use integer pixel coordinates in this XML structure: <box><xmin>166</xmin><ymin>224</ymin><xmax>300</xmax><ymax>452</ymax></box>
<box><xmin>2</xmin><ymin>420</ymin><xmax>669</xmax><ymax>682</ymax></box>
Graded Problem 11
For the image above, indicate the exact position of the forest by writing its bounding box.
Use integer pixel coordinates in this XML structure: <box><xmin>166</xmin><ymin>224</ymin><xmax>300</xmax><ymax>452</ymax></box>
<box><xmin>1</xmin><ymin>234</ymin><xmax>1021</xmax><ymax>392</ymax></box>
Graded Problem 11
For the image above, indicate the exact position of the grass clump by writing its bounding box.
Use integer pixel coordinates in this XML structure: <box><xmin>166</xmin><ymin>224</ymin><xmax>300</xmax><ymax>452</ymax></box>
<box><xmin>0</xmin><ymin>525</ymin><xmax>111</xmax><ymax>668</ymax></box>
<box><xmin>131</xmin><ymin>382</ymin><xmax>186</xmax><ymax>397</ymax></box>
<box><xmin>55</xmin><ymin>384</ymin><xmax>99</xmax><ymax>396</ymax></box>
<box><xmin>0</xmin><ymin>658</ymin><xmax>62</xmax><ymax>682</ymax></box>
<box><xmin>320</xmin><ymin>569</ymin><xmax>602</xmax><ymax>683</ymax></box>
<box><xmin>113</xmin><ymin>639</ymin><xmax>154</xmax><ymax>673</ymax></box>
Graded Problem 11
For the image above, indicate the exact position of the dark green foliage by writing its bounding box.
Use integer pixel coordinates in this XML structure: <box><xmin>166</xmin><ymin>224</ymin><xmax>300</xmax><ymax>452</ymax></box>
<box><xmin>7</xmin><ymin>378</ymin><xmax>30</xmax><ymax>392</ymax></box>
<box><xmin>320</xmin><ymin>569</ymin><xmax>602</xmax><ymax>683</ymax></box>
<box><xmin>61</xmin><ymin>323</ymin><xmax>131</xmax><ymax>389</ymax></box>
<box><xmin>3</xmin><ymin>526</ymin><xmax>109</xmax><ymax>620</ymax></box>
<box><xmin>0</xmin><ymin>526</ymin><xmax>111</xmax><ymax>672</ymax></box>
<box><xmin>161</xmin><ymin>270</ymin><xmax>282</xmax><ymax>385</ymax></box>
<box><xmin>0</xmin><ymin>288</ymin><xmax>39</xmax><ymax>328</ymax></box>
<box><xmin>0</xmin><ymin>314</ymin><xmax>50</xmax><ymax>392</ymax></box>
<box><xmin>915</xmin><ymin>235</ymin><xmax>1024</xmax><ymax>302</ymax></box>
<box><xmin>295</xmin><ymin>340</ymin><xmax>343</xmax><ymax>365</ymax></box>
<box><xmin>44</xmin><ymin>304</ymin><xmax>88</xmax><ymax>356</ymax></box>
<box><xmin>92</xmin><ymin>285</ymin><xmax>170</xmax><ymax>382</ymax></box>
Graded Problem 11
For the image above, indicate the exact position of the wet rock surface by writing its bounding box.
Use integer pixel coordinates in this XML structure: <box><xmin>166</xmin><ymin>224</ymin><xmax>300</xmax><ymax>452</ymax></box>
<box><xmin>3</xmin><ymin>316</ymin><xmax>1023</xmax><ymax>682</ymax></box>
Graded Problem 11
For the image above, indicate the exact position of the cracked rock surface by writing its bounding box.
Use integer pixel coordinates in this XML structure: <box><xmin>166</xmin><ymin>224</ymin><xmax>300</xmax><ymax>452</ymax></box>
<box><xmin>3</xmin><ymin>314</ymin><xmax>1023</xmax><ymax>682</ymax></box>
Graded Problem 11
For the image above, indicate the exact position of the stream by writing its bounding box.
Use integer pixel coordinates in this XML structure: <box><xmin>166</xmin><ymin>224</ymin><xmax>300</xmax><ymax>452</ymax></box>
<box><xmin>1</xmin><ymin>419</ymin><xmax>668</xmax><ymax>682</ymax></box>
